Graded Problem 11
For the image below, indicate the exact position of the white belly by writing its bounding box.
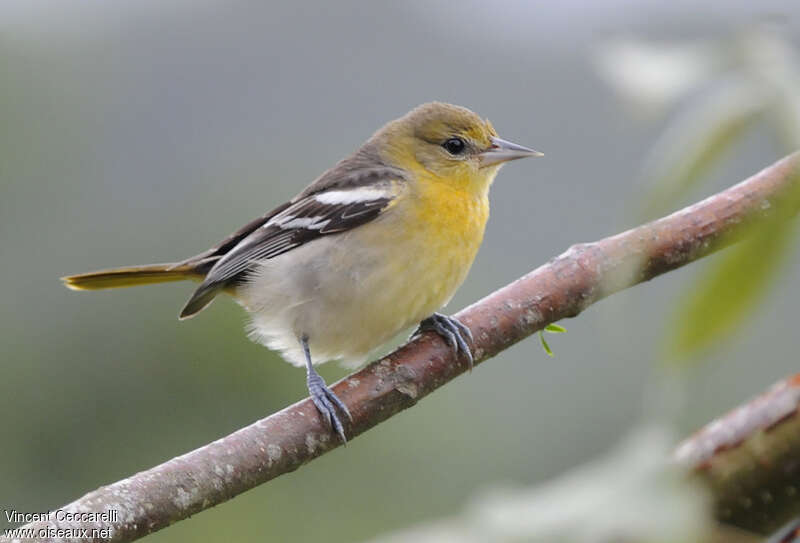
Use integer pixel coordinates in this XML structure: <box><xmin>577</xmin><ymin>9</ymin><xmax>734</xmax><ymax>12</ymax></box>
<box><xmin>237</xmin><ymin>209</ymin><xmax>481</xmax><ymax>368</ymax></box>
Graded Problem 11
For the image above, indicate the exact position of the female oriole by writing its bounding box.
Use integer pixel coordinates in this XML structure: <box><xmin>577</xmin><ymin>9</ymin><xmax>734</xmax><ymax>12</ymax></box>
<box><xmin>63</xmin><ymin>102</ymin><xmax>541</xmax><ymax>442</ymax></box>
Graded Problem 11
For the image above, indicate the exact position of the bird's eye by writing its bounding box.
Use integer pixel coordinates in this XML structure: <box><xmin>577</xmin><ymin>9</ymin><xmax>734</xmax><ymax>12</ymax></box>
<box><xmin>442</xmin><ymin>137</ymin><xmax>466</xmax><ymax>155</ymax></box>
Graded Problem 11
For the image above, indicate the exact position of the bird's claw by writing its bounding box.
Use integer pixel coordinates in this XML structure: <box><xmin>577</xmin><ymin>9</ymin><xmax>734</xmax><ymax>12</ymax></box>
<box><xmin>417</xmin><ymin>313</ymin><xmax>474</xmax><ymax>370</ymax></box>
<box><xmin>307</xmin><ymin>371</ymin><xmax>351</xmax><ymax>444</ymax></box>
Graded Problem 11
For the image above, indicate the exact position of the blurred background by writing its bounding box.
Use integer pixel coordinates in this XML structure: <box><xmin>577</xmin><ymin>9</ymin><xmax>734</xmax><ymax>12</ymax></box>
<box><xmin>1</xmin><ymin>1</ymin><xmax>799</xmax><ymax>541</ymax></box>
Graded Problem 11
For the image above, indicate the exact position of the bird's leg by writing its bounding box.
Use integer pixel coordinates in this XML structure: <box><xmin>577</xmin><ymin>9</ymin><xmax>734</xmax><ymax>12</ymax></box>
<box><xmin>301</xmin><ymin>335</ymin><xmax>351</xmax><ymax>443</ymax></box>
<box><xmin>415</xmin><ymin>313</ymin><xmax>474</xmax><ymax>370</ymax></box>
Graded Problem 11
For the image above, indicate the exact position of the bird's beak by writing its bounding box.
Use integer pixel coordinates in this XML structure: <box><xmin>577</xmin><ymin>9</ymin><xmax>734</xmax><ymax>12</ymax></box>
<box><xmin>479</xmin><ymin>136</ymin><xmax>543</xmax><ymax>167</ymax></box>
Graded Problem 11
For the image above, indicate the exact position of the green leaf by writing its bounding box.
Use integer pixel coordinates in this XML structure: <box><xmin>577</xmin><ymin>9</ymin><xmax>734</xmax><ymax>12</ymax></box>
<box><xmin>539</xmin><ymin>330</ymin><xmax>554</xmax><ymax>357</ymax></box>
<box><xmin>545</xmin><ymin>323</ymin><xmax>567</xmax><ymax>333</ymax></box>
<box><xmin>668</xmin><ymin>172</ymin><xmax>800</xmax><ymax>361</ymax></box>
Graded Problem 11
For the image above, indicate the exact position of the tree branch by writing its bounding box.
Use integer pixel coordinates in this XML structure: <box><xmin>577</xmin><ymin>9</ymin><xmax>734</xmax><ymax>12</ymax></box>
<box><xmin>4</xmin><ymin>153</ymin><xmax>799</xmax><ymax>543</ymax></box>
<box><xmin>676</xmin><ymin>373</ymin><xmax>800</xmax><ymax>535</ymax></box>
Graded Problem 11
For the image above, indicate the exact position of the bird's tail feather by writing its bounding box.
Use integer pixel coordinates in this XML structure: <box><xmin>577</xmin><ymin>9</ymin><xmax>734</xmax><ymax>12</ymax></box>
<box><xmin>62</xmin><ymin>263</ymin><xmax>202</xmax><ymax>291</ymax></box>
<box><xmin>178</xmin><ymin>283</ymin><xmax>222</xmax><ymax>320</ymax></box>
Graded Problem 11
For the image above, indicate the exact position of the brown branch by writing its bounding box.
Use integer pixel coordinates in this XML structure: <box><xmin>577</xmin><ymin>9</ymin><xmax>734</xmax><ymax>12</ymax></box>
<box><xmin>4</xmin><ymin>153</ymin><xmax>799</xmax><ymax>543</ymax></box>
<box><xmin>676</xmin><ymin>373</ymin><xmax>800</xmax><ymax>535</ymax></box>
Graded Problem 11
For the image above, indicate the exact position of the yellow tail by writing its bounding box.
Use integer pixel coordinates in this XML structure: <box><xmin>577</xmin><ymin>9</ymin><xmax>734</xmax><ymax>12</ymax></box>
<box><xmin>62</xmin><ymin>263</ymin><xmax>201</xmax><ymax>291</ymax></box>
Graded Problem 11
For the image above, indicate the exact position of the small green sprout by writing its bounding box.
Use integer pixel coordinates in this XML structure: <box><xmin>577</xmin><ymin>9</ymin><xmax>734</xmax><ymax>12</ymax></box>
<box><xmin>539</xmin><ymin>323</ymin><xmax>567</xmax><ymax>357</ymax></box>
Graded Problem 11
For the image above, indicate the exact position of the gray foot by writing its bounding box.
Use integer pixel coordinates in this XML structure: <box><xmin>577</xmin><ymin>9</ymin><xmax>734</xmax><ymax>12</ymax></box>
<box><xmin>306</xmin><ymin>369</ymin><xmax>352</xmax><ymax>443</ymax></box>
<box><xmin>417</xmin><ymin>313</ymin><xmax>474</xmax><ymax>369</ymax></box>
<box><xmin>301</xmin><ymin>335</ymin><xmax>351</xmax><ymax>443</ymax></box>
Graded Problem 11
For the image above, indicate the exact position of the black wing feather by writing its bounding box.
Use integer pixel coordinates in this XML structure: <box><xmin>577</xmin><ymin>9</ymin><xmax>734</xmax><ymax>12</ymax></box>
<box><xmin>171</xmin><ymin>201</ymin><xmax>293</xmax><ymax>274</ymax></box>
<box><xmin>210</xmin><ymin>197</ymin><xmax>391</xmax><ymax>280</ymax></box>
<box><xmin>179</xmin><ymin>193</ymin><xmax>393</xmax><ymax>318</ymax></box>
<box><xmin>178</xmin><ymin>141</ymin><xmax>409</xmax><ymax>318</ymax></box>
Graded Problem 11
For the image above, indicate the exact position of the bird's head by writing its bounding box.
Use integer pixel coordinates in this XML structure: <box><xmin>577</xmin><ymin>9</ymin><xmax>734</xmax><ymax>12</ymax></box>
<box><xmin>375</xmin><ymin>102</ymin><xmax>541</xmax><ymax>194</ymax></box>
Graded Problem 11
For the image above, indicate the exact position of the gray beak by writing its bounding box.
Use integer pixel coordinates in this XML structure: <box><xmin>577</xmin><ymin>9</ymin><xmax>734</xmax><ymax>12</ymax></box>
<box><xmin>479</xmin><ymin>136</ymin><xmax>543</xmax><ymax>167</ymax></box>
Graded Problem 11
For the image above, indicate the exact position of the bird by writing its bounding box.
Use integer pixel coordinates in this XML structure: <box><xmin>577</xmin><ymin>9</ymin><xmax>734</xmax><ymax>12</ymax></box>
<box><xmin>62</xmin><ymin>102</ymin><xmax>542</xmax><ymax>442</ymax></box>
